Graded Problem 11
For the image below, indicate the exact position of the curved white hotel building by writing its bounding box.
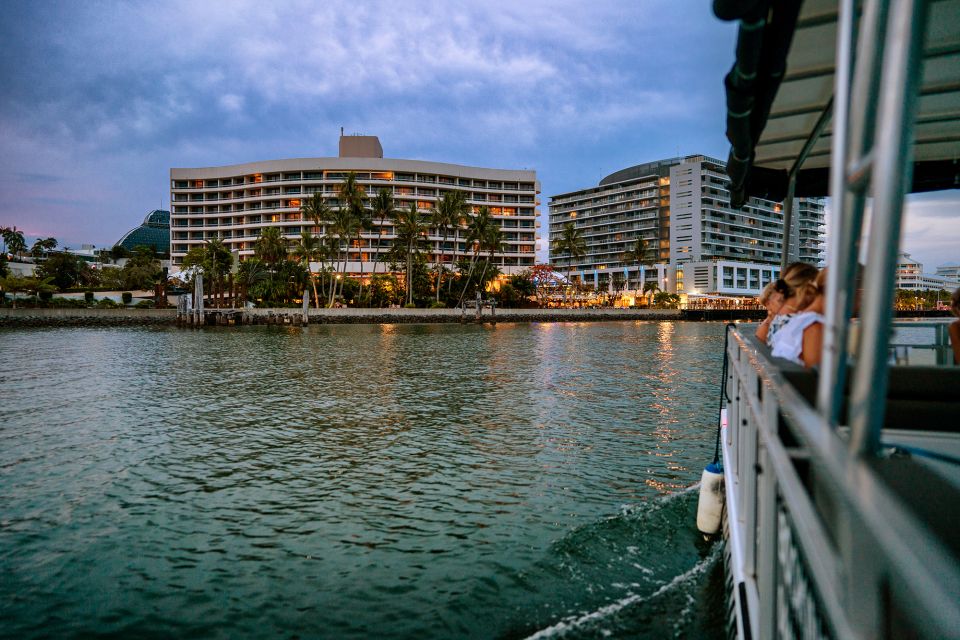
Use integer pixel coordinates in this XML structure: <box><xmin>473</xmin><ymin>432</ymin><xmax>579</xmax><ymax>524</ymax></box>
<box><xmin>170</xmin><ymin>135</ymin><xmax>539</xmax><ymax>274</ymax></box>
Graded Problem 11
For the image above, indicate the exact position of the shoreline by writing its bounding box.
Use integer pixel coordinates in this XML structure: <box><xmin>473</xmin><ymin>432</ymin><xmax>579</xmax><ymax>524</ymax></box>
<box><xmin>1</xmin><ymin>307</ymin><xmax>681</xmax><ymax>328</ymax></box>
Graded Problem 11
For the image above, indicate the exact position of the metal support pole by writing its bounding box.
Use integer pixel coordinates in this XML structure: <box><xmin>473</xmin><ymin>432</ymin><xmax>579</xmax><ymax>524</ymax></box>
<box><xmin>848</xmin><ymin>0</ymin><xmax>927</xmax><ymax>456</ymax></box>
<box><xmin>779</xmin><ymin>174</ymin><xmax>796</xmax><ymax>271</ymax></box>
<box><xmin>818</xmin><ymin>0</ymin><xmax>859</xmax><ymax>425</ymax></box>
<box><xmin>818</xmin><ymin>0</ymin><xmax>888</xmax><ymax>426</ymax></box>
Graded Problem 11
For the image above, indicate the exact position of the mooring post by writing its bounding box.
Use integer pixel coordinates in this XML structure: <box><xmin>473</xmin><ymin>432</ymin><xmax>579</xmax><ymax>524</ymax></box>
<box><xmin>475</xmin><ymin>291</ymin><xmax>482</xmax><ymax>323</ymax></box>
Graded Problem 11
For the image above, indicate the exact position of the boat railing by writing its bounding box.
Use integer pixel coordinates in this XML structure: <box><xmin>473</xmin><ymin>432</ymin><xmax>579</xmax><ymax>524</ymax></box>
<box><xmin>888</xmin><ymin>320</ymin><xmax>955</xmax><ymax>366</ymax></box>
<box><xmin>722</xmin><ymin>325</ymin><xmax>960</xmax><ymax>639</ymax></box>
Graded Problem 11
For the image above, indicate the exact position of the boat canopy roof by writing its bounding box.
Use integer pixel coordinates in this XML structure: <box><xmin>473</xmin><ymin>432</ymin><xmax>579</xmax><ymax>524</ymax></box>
<box><xmin>718</xmin><ymin>0</ymin><xmax>960</xmax><ymax>203</ymax></box>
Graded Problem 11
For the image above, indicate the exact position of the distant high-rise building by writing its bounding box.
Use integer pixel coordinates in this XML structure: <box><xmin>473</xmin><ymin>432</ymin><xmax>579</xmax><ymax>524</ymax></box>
<box><xmin>169</xmin><ymin>135</ymin><xmax>539</xmax><ymax>274</ymax></box>
<box><xmin>548</xmin><ymin>155</ymin><xmax>825</xmax><ymax>297</ymax></box>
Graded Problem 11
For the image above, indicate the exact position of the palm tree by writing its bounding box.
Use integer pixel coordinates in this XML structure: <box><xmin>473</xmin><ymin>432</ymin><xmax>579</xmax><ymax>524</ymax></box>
<box><xmin>430</xmin><ymin>190</ymin><xmax>467</xmax><ymax>303</ymax></box>
<box><xmin>254</xmin><ymin>227</ymin><xmax>287</xmax><ymax>265</ymax></box>
<box><xmin>370</xmin><ymin>188</ymin><xmax>397</xmax><ymax>282</ymax></box>
<box><xmin>2</xmin><ymin>227</ymin><xmax>26</xmax><ymax>260</ymax></box>
<box><xmin>30</xmin><ymin>237</ymin><xmax>58</xmax><ymax>259</ymax></box>
<box><xmin>458</xmin><ymin>205</ymin><xmax>496</xmax><ymax>305</ymax></box>
<box><xmin>642</xmin><ymin>281</ymin><xmax>660</xmax><ymax>307</ymax></box>
<box><xmin>553</xmin><ymin>222</ymin><xmax>586</xmax><ymax>305</ymax></box>
<box><xmin>337</xmin><ymin>172</ymin><xmax>370</xmax><ymax>303</ymax></box>
<box><xmin>477</xmin><ymin>217</ymin><xmax>504</xmax><ymax>296</ymax></box>
<box><xmin>392</xmin><ymin>202</ymin><xmax>427</xmax><ymax>305</ymax></box>
<box><xmin>292</xmin><ymin>231</ymin><xmax>321</xmax><ymax>308</ymax></box>
<box><xmin>326</xmin><ymin>206</ymin><xmax>360</xmax><ymax>306</ymax></box>
<box><xmin>622</xmin><ymin>236</ymin><xmax>654</xmax><ymax>293</ymax></box>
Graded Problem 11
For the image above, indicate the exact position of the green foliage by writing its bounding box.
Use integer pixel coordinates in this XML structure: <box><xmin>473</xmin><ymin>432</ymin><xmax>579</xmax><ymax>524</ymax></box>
<box><xmin>35</xmin><ymin>252</ymin><xmax>95</xmax><ymax>291</ymax></box>
<box><xmin>30</xmin><ymin>237</ymin><xmax>58</xmax><ymax>258</ymax></box>
<box><xmin>118</xmin><ymin>246</ymin><xmax>162</xmax><ymax>290</ymax></box>
<box><xmin>404</xmin><ymin>302</ymin><xmax>417</xmax><ymax>308</ymax></box>
<box><xmin>121</xmin><ymin>291</ymin><xmax>133</xmax><ymax>304</ymax></box>
<box><xmin>84</xmin><ymin>290</ymin><xmax>94</xmax><ymax>303</ymax></box>
<box><xmin>95</xmin><ymin>297</ymin><xmax>121</xmax><ymax>308</ymax></box>
<box><xmin>47</xmin><ymin>297</ymin><xmax>88</xmax><ymax>308</ymax></box>
<box><xmin>109</xmin><ymin>244</ymin><xmax>130</xmax><ymax>261</ymax></box>
<box><xmin>246</xmin><ymin>258</ymin><xmax>310</xmax><ymax>307</ymax></box>
<box><xmin>182</xmin><ymin>239</ymin><xmax>233</xmax><ymax>281</ymax></box>
<box><xmin>652</xmin><ymin>291</ymin><xmax>681</xmax><ymax>308</ymax></box>
<box><xmin>2</xmin><ymin>227</ymin><xmax>27</xmax><ymax>258</ymax></box>
<box><xmin>254</xmin><ymin>227</ymin><xmax>288</xmax><ymax>264</ymax></box>
<box><xmin>366</xmin><ymin>273</ymin><xmax>401</xmax><ymax>307</ymax></box>
<box><xmin>0</xmin><ymin>253</ymin><xmax>8</xmax><ymax>278</ymax></box>
<box><xmin>134</xmin><ymin>299</ymin><xmax>154</xmax><ymax>309</ymax></box>
<box><xmin>428</xmin><ymin>300</ymin><xmax>447</xmax><ymax>309</ymax></box>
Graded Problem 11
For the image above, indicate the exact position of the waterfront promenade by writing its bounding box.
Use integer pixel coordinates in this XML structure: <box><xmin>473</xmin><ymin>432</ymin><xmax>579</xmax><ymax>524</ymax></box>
<box><xmin>0</xmin><ymin>307</ymin><xmax>680</xmax><ymax>328</ymax></box>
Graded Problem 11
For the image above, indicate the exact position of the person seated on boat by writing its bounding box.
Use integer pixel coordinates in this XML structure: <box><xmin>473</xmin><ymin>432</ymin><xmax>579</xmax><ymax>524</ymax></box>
<box><xmin>950</xmin><ymin>287</ymin><xmax>960</xmax><ymax>365</ymax></box>
<box><xmin>770</xmin><ymin>267</ymin><xmax>826</xmax><ymax>367</ymax></box>
<box><xmin>756</xmin><ymin>262</ymin><xmax>819</xmax><ymax>346</ymax></box>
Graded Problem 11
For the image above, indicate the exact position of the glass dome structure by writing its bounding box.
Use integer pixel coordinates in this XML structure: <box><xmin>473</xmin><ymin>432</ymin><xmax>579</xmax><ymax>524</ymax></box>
<box><xmin>117</xmin><ymin>210</ymin><xmax>170</xmax><ymax>255</ymax></box>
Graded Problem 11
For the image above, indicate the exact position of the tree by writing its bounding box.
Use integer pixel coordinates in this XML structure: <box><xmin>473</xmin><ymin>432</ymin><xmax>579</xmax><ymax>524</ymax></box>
<box><xmin>337</xmin><ymin>172</ymin><xmax>371</xmax><ymax>303</ymax></box>
<box><xmin>109</xmin><ymin>244</ymin><xmax>131</xmax><ymax>262</ymax></box>
<box><xmin>291</xmin><ymin>230</ymin><xmax>322</xmax><ymax>308</ymax></box>
<box><xmin>119</xmin><ymin>245</ymin><xmax>162</xmax><ymax>290</ymax></box>
<box><xmin>182</xmin><ymin>239</ymin><xmax>232</xmax><ymax>281</ymax></box>
<box><xmin>457</xmin><ymin>205</ymin><xmax>497</xmax><ymax>305</ymax></box>
<box><xmin>477</xmin><ymin>210</ymin><xmax>504</xmax><ymax>295</ymax></box>
<box><xmin>392</xmin><ymin>202</ymin><xmax>427</xmax><ymax>305</ymax></box>
<box><xmin>2</xmin><ymin>227</ymin><xmax>26</xmax><ymax>260</ymax></box>
<box><xmin>0</xmin><ymin>274</ymin><xmax>55</xmax><ymax>308</ymax></box>
<box><xmin>653</xmin><ymin>291</ymin><xmax>680</xmax><ymax>309</ymax></box>
<box><xmin>254</xmin><ymin>227</ymin><xmax>288</xmax><ymax>265</ymax></box>
<box><xmin>642</xmin><ymin>281</ymin><xmax>660</xmax><ymax>307</ymax></box>
<box><xmin>301</xmin><ymin>193</ymin><xmax>335</xmax><ymax>304</ymax></box>
<box><xmin>370</xmin><ymin>188</ymin><xmax>397</xmax><ymax>283</ymax></box>
<box><xmin>35</xmin><ymin>252</ymin><xmax>93</xmax><ymax>291</ymax></box>
<box><xmin>30</xmin><ymin>237</ymin><xmax>58</xmax><ymax>258</ymax></box>
<box><xmin>552</xmin><ymin>222</ymin><xmax>586</xmax><ymax>305</ymax></box>
<box><xmin>430</xmin><ymin>190</ymin><xmax>468</xmax><ymax>303</ymax></box>
<box><xmin>325</xmin><ymin>205</ymin><xmax>360</xmax><ymax>306</ymax></box>
<box><xmin>622</xmin><ymin>236</ymin><xmax>655</xmax><ymax>292</ymax></box>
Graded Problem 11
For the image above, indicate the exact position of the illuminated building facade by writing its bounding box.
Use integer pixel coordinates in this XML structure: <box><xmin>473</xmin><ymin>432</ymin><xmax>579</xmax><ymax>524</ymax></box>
<box><xmin>169</xmin><ymin>136</ymin><xmax>539</xmax><ymax>274</ymax></box>
<box><xmin>548</xmin><ymin>155</ymin><xmax>825</xmax><ymax>297</ymax></box>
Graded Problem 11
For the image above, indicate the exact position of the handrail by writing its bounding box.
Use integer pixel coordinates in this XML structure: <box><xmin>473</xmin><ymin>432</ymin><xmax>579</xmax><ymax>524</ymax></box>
<box><xmin>723</xmin><ymin>326</ymin><xmax>960</xmax><ymax>639</ymax></box>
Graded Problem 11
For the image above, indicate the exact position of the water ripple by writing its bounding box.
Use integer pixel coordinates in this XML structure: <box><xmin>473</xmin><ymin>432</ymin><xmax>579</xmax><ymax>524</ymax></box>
<box><xmin>0</xmin><ymin>322</ymin><xmax>726</xmax><ymax>639</ymax></box>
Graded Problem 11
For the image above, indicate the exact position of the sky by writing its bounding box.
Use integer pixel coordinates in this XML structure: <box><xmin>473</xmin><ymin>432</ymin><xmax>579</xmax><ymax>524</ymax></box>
<box><xmin>0</xmin><ymin>0</ymin><xmax>956</xmax><ymax>269</ymax></box>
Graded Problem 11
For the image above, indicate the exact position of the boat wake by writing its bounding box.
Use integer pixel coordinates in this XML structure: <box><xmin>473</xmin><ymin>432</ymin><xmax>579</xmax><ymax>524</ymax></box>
<box><xmin>487</xmin><ymin>485</ymin><xmax>726</xmax><ymax>640</ymax></box>
<box><xmin>523</xmin><ymin>542</ymin><xmax>723</xmax><ymax>639</ymax></box>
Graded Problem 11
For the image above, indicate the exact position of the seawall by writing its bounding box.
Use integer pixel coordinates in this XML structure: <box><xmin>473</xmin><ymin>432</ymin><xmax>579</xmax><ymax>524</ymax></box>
<box><xmin>1</xmin><ymin>307</ymin><xmax>681</xmax><ymax>328</ymax></box>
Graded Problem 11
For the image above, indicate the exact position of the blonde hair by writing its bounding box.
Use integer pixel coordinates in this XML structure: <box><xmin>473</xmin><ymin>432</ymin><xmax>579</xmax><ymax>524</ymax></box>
<box><xmin>758</xmin><ymin>281</ymin><xmax>777</xmax><ymax>306</ymax></box>
<box><xmin>775</xmin><ymin>262</ymin><xmax>820</xmax><ymax>309</ymax></box>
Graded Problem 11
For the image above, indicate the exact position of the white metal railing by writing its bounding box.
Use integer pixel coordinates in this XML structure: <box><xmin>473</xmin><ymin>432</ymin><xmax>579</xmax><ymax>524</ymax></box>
<box><xmin>722</xmin><ymin>326</ymin><xmax>960</xmax><ymax>639</ymax></box>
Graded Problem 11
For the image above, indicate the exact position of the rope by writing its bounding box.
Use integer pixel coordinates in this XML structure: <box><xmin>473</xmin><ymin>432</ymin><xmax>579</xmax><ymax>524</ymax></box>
<box><xmin>713</xmin><ymin>323</ymin><xmax>737</xmax><ymax>465</ymax></box>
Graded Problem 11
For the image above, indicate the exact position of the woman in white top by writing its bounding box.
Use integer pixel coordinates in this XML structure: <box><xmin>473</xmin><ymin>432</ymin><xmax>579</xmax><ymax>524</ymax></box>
<box><xmin>756</xmin><ymin>262</ymin><xmax>819</xmax><ymax>347</ymax></box>
<box><xmin>770</xmin><ymin>268</ymin><xmax>826</xmax><ymax>367</ymax></box>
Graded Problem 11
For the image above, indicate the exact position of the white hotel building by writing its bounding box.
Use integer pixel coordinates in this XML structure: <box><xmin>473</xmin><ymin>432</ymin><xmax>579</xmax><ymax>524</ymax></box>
<box><xmin>170</xmin><ymin>136</ymin><xmax>539</xmax><ymax>274</ymax></box>
<box><xmin>548</xmin><ymin>155</ymin><xmax>826</xmax><ymax>298</ymax></box>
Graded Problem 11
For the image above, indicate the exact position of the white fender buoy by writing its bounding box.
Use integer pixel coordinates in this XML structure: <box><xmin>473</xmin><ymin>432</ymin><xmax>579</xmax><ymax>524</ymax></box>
<box><xmin>696</xmin><ymin>462</ymin><xmax>725</xmax><ymax>536</ymax></box>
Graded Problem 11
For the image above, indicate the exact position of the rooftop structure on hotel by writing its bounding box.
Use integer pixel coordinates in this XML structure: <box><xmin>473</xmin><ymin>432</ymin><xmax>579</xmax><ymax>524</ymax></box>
<box><xmin>169</xmin><ymin>136</ymin><xmax>539</xmax><ymax>274</ymax></box>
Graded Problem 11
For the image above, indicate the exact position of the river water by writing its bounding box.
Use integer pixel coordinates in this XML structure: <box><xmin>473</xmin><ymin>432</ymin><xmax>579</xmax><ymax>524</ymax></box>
<box><xmin>0</xmin><ymin>321</ymin><xmax>727</xmax><ymax>639</ymax></box>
